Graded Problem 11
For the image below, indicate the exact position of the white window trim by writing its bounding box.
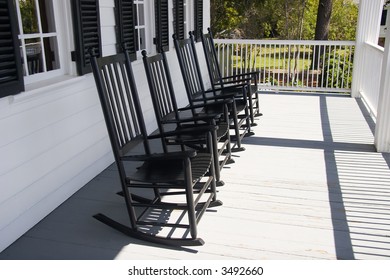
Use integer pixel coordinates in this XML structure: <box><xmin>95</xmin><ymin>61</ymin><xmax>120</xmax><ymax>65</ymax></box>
<box><xmin>184</xmin><ymin>0</ymin><xmax>188</xmax><ymax>36</ymax></box>
<box><xmin>14</xmin><ymin>0</ymin><xmax>75</xmax><ymax>90</ymax></box>
<box><xmin>134</xmin><ymin>0</ymin><xmax>154</xmax><ymax>57</ymax></box>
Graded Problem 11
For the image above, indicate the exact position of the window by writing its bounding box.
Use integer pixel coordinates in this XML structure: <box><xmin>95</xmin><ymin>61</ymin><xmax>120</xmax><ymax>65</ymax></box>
<box><xmin>15</xmin><ymin>0</ymin><xmax>60</xmax><ymax>82</ymax></box>
<box><xmin>1</xmin><ymin>0</ymin><xmax>93</xmax><ymax>98</ymax></box>
<box><xmin>134</xmin><ymin>0</ymin><xmax>146</xmax><ymax>52</ymax></box>
<box><xmin>154</xmin><ymin>0</ymin><xmax>169</xmax><ymax>52</ymax></box>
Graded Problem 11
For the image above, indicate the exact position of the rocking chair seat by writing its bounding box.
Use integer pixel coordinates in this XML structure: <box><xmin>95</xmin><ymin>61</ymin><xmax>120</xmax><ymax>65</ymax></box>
<box><xmin>127</xmin><ymin>152</ymin><xmax>213</xmax><ymax>184</ymax></box>
<box><xmin>203</xmin><ymin>99</ymin><xmax>246</xmax><ymax>117</ymax></box>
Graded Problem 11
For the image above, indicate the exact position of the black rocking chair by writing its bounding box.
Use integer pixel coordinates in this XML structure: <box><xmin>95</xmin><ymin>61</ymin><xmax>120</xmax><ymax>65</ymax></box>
<box><xmin>90</xmin><ymin>51</ymin><xmax>221</xmax><ymax>246</ymax></box>
<box><xmin>142</xmin><ymin>49</ymin><xmax>233</xmax><ymax>186</ymax></box>
<box><xmin>200</xmin><ymin>28</ymin><xmax>263</xmax><ymax>125</ymax></box>
<box><xmin>173</xmin><ymin>33</ymin><xmax>253</xmax><ymax>152</ymax></box>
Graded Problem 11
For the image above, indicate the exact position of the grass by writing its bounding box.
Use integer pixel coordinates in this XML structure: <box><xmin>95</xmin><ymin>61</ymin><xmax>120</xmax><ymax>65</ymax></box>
<box><xmin>220</xmin><ymin>45</ymin><xmax>352</xmax><ymax>72</ymax></box>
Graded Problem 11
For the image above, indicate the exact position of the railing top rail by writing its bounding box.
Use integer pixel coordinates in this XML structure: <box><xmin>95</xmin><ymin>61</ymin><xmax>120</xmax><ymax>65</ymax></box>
<box><xmin>214</xmin><ymin>39</ymin><xmax>356</xmax><ymax>46</ymax></box>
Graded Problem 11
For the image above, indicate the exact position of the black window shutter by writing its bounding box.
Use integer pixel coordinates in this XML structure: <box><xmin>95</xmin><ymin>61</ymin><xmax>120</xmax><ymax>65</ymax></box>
<box><xmin>71</xmin><ymin>0</ymin><xmax>101</xmax><ymax>75</ymax></box>
<box><xmin>174</xmin><ymin>0</ymin><xmax>184</xmax><ymax>40</ymax></box>
<box><xmin>0</xmin><ymin>0</ymin><xmax>24</xmax><ymax>98</ymax></box>
<box><xmin>154</xmin><ymin>0</ymin><xmax>169</xmax><ymax>52</ymax></box>
<box><xmin>115</xmin><ymin>0</ymin><xmax>136</xmax><ymax>54</ymax></box>
<box><xmin>194</xmin><ymin>0</ymin><xmax>203</xmax><ymax>42</ymax></box>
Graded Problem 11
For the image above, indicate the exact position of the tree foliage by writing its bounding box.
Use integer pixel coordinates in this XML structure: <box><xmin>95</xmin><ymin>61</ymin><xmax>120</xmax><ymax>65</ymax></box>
<box><xmin>210</xmin><ymin>0</ymin><xmax>358</xmax><ymax>41</ymax></box>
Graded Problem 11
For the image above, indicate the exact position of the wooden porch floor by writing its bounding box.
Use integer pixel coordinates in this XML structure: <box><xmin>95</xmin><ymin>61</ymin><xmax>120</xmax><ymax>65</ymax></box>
<box><xmin>1</xmin><ymin>93</ymin><xmax>390</xmax><ymax>260</ymax></box>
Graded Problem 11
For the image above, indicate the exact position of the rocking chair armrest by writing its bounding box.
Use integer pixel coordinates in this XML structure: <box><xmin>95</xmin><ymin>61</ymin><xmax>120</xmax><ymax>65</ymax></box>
<box><xmin>122</xmin><ymin>150</ymin><xmax>196</xmax><ymax>161</ymax></box>
<box><xmin>219</xmin><ymin>83</ymin><xmax>249</xmax><ymax>92</ymax></box>
<box><xmin>222</xmin><ymin>71</ymin><xmax>259</xmax><ymax>81</ymax></box>
<box><xmin>163</xmin><ymin>114</ymin><xmax>221</xmax><ymax>124</ymax></box>
<box><xmin>200</xmin><ymin>90</ymin><xmax>236</xmax><ymax>100</ymax></box>
<box><xmin>147</xmin><ymin>124</ymin><xmax>217</xmax><ymax>140</ymax></box>
<box><xmin>177</xmin><ymin>99</ymin><xmax>231</xmax><ymax>111</ymax></box>
<box><xmin>175</xmin><ymin>124</ymin><xmax>218</xmax><ymax>134</ymax></box>
<box><xmin>220</xmin><ymin>76</ymin><xmax>252</xmax><ymax>84</ymax></box>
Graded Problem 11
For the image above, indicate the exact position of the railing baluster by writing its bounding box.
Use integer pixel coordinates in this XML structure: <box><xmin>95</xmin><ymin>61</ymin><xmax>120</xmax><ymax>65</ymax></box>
<box><xmin>301</xmin><ymin>44</ymin><xmax>304</xmax><ymax>88</ymax></box>
<box><xmin>347</xmin><ymin>45</ymin><xmax>353</xmax><ymax>88</ymax></box>
<box><xmin>214</xmin><ymin>38</ymin><xmax>354</xmax><ymax>94</ymax></box>
<box><xmin>331</xmin><ymin>45</ymin><xmax>336</xmax><ymax>88</ymax></box>
<box><xmin>324</xmin><ymin>45</ymin><xmax>329</xmax><ymax>88</ymax></box>
<box><xmin>277</xmin><ymin>44</ymin><xmax>281</xmax><ymax>86</ymax></box>
<box><xmin>338</xmin><ymin>44</ymin><xmax>343</xmax><ymax>89</ymax></box>
<box><xmin>287</xmin><ymin>44</ymin><xmax>290</xmax><ymax>87</ymax></box>
<box><xmin>305</xmin><ymin>45</ymin><xmax>309</xmax><ymax>89</ymax></box>
<box><xmin>312</xmin><ymin>44</ymin><xmax>316</xmax><ymax>89</ymax></box>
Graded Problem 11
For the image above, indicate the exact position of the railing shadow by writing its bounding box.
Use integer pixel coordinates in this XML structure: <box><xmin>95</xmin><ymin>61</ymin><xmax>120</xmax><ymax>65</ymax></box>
<box><xmin>319</xmin><ymin>95</ymin><xmax>355</xmax><ymax>259</ymax></box>
<box><xmin>243</xmin><ymin>94</ymin><xmax>390</xmax><ymax>259</ymax></box>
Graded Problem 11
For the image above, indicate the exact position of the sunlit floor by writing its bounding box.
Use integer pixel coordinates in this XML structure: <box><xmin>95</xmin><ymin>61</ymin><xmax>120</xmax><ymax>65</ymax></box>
<box><xmin>1</xmin><ymin>92</ymin><xmax>389</xmax><ymax>260</ymax></box>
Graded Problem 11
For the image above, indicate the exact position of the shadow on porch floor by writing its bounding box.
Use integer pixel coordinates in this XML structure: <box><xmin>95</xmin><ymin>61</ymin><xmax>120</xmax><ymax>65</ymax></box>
<box><xmin>1</xmin><ymin>93</ymin><xmax>389</xmax><ymax>260</ymax></box>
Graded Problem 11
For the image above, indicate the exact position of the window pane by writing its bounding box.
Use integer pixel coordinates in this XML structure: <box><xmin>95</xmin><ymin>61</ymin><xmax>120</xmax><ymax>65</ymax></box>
<box><xmin>138</xmin><ymin>4</ymin><xmax>144</xmax><ymax>25</ymax></box>
<box><xmin>39</xmin><ymin>0</ymin><xmax>56</xmax><ymax>33</ymax></box>
<box><xmin>19</xmin><ymin>0</ymin><xmax>39</xmax><ymax>34</ymax></box>
<box><xmin>25</xmin><ymin>38</ymin><xmax>43</xmax><ymax>74</ymax></box>
<box><xmin>43</xmin><ymin>37</ymin><xmax>60</xmax><ymax>71</ymax></box>
<box><xmin>139</xmin><ymin>28</ymin><xmax>145</xmax><ymax>50</ymax></box>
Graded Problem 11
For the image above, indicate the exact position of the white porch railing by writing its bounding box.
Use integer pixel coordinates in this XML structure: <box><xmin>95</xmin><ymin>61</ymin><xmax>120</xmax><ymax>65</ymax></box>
<box><xmin>214</xmin><ymin>39</ymin><xmax>355</xmax><ymax>94</ymax></box>
<box><xmin>359</xmin><ymin>42</ymin><xmax>384</xmax><ymax>118</ymax></box>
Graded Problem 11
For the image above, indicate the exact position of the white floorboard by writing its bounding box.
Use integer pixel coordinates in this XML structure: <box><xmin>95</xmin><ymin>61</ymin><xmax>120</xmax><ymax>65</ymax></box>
<box><xmin>1</xmin><ymin>93</ymin><xmax>389</xmax><ymax>260</ymax></box>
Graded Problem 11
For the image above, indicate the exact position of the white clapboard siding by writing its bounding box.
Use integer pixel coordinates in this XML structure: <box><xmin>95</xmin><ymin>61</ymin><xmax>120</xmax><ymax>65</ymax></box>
<box><xmin>100</xmin><ymin>1</ymin><xmax>116</xmax><ymax>57</ymax></box>
<box><xmin>0</xmin><ymin>0</ymin><xmax>211</xmax><ymax>253</ymax></box>
<box><xmin>0</xmin><ymin>75</ymin><xmax>113</xmax><ymax>251</ymax></box>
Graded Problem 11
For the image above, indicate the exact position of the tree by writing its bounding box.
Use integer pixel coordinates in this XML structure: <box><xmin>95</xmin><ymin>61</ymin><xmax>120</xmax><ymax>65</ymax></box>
<box><xmin>210</xmin><ymin>0</ymin><xmax>358</xmax><ymax>41</ymax></box>
<box><xmin>311</xmin><ymin>0</ymin><xmax>332</xmax><ymax>70</ymax></box>
<box><xmin>329</xmin><ymin>0</ymin><xmax>358</xmax><ymax>41</ymax></box>
<box><xmin>314</xmin><ymin>0</ymin><xmax>333</xmax><ymax>40</ymax></box>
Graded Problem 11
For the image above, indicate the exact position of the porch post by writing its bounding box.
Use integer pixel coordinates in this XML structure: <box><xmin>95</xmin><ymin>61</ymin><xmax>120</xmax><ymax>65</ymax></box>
<box><xmin>375</xmin><ymin>26</ymin><xmax>390</xmax><ymax>152</ymax></box>
<box><xmin>351</xmin><ymin>0</ymin><xmax>384</xmax><ymax>98</ymax></box>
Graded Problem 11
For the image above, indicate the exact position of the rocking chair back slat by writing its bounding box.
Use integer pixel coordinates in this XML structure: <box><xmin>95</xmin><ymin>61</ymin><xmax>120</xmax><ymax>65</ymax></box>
<box><xmin>94</xmin><ymin>53</ymin><xmax>150</xmax><ymax>156</ymax></box>
<box><xmin>142</xmin><ymin>51</ymin><xmax>181</xmax><ymax>124</ymax></box>
<box><xmin>173</xmin><ymin>37</ymin><xmax>207</xmax><ymax>103</ymax></box>
<box><xmin>201</xmin><ymin>32</ymin><xmax>223</xmax><ymax>86</ymax></box>
<box><xmin>150</xmin><ymin>58</ymin><xmax>176</xmax><ymax>118</ymax></box>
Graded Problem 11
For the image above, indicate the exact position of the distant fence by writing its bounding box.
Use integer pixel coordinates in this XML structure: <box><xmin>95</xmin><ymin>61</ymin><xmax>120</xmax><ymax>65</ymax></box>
<box><xmin>214</xmin><ymin>39</ymin><xmax>355</xmax><ymax>94</ymax></box>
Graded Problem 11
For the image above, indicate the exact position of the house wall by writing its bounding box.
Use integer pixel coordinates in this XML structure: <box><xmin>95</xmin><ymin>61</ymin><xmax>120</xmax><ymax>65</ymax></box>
<box><xmin>0</xmin><ymin>0</ymin><xmax>211</xmax><ymax>252</ymax></box>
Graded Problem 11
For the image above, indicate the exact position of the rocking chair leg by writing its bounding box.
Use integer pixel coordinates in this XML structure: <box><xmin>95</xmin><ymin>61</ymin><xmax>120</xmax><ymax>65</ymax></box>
<box><xmin>93</xmin><ymin>214</ymin><xmax>205</xmax><ymax>246</ymax></box>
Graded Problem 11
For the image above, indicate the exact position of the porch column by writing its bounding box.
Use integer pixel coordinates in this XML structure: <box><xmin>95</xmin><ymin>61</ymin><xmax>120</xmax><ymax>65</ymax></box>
<box><xmin>375</xmin><ymin>26</ymin><xmax>390</xmax><ymax>152</ymax></box>
<box><xmin>351</xmin><ymin>0</ymin><xmax>384</xmax><ymax>98</ymax></box>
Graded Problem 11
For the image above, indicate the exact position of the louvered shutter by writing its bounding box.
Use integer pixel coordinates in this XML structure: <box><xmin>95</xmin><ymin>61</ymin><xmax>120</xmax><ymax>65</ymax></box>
<box><xmin>154</xmin><ymin>0</ymin><xmax>169</xmax><ymax>52</ymax></box>
<box><xmin>174</xmin><ymin>0</ymin><xmax>184</xmax><ymax>40</ymax></box>
<box><xmin>194</xmin><ymin>0</ymin><xmax>203</xmax><ymax>42</ymax></box>
<box><xmin>71</xmin><ymin>0</ymin><xmax>101</xmax><ymax>75</ymax></box>
<box><xmin>0</xmin><ymin>0</ymin><xmax>24</xmax><ymax>98</ymax></box>
<box><xmin>115</xmin><ymin>0</ymin><xmax>136</xmax><ymax>54</ymax></box>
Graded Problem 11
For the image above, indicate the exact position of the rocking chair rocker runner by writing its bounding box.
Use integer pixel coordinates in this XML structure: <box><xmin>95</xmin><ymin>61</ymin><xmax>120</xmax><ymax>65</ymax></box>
<box><xmin>201</xmin><ymin>28</ymin><xmax>262</xmax><ymax>125</ymax></box>
<box><xmin>173</xmin><ymin>33</ymin><xmax>253</xmax><ymax>152</ymax></box>
<box><xmin>90</xmin><ymin>50</ymin><xmax>221</xmax><ymax>246</ymax></box>
<box><xmin>142</xmin><ymin>50</ymin><xmax>233</xmax><ymax>186</ymax></box>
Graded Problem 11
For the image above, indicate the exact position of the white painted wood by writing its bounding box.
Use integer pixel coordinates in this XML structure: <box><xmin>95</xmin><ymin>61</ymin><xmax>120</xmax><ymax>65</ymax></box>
<box><xmin>375</xmin><ymin>23</ymin><xmax>390</xmax><ymax>152</ymax></box>
<box><xmin>351</xmin><ymin>0</ymin><xmax>384</xmax><ymax>98</ymax></box>
<box><xmin>359</xmin><ymin>43</ymin><xmax>383</xmax><ymax>118</ymax></box>
<box><xmin>0</xmin><ymin>74</ymin><xmax>113</xmax><ymax>252</ymax></box>
<box><xmin>0</xmin><ymin>0</ymin><xmax>215</xmax><ymax>253</ymax></box>
<box><xmin>2</xmin><ymin>93</ymin><xmax>388</xmax><ymax>260</ymax></box>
